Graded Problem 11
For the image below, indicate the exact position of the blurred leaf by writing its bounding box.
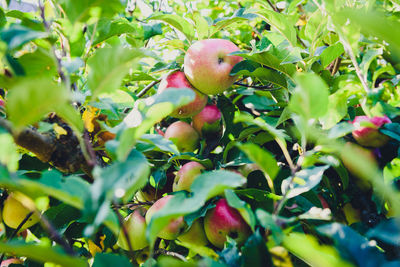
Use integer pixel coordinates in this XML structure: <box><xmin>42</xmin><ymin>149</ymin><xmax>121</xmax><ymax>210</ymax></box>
<box><xmin>0</xmin><ymin>131</ymin><xmax>19</xmax><ymax>171</ymax></box>
<box><xmin>366</xmin><ymin>218</ymin><xmax>400</xmax><ymax>246</ymax></box>
<box><xmin>139</xmin><ymin>134</ymin><xmax>179</xmax><ymax>154</ymax></box>
<box><xmin>18</xmin><ymin>48</ymin><xmax>57</xmax><ymax>77</ymax></box>
<box><xmin>211</xmin><ymin>8</ymin><xmax>257</xmax><ymax>37</ymax></box>
<box><xmin>281</xmin><ymin>166</ymin><xmax>329</xmax><ymax>199</ymax></box>
<box><xmin>0</xmin><ymin>8</ymin><xmax>6</xmax><ymax>29</ymax></box>
<box><xmin>256</xmin><ymin>209</ymin><xmax>284</xmax><ymax>244</ymax></box>
<box><xmin>384</xmin><ymin>158</ymin><xmax>400</xmax><ymax>184</ymax></box>
<box><xmin>381</xmin><ymin>123</ymin><xmax>400</xmax><ymax>142</ymax></box>
<box><xmin>149</xmin><ymin>12</ymin><xmax>194</xmax><ymax>42</ymax></box>
<box><xmin>225</xmin><ymin>189</ymin><xmax>256</xmax><ymax>231</ymax></box>
<box><xmin>289</xmin><ymin>72</ymin><xmax>329</xmax><ymax>120</ymax></box>
<box><xmin>168</xmin><ymin>154</ymin><xmax>213</xmax><ymax>169</ymax></box>
<box><xmin>143</xmin><ymin>22</ymin><xmax>163</xmax><ymax>40</ymax></box>
<box><xmin>0</xmin><ymin>25</ymin><xmax>47</xmax><ymax>50</ymax></box>
<box><xmin>0</xmin><ymin>241</ymin><xmax>87</xmax><ymax>267</ymax></box>
<box><xmin>320</xmin><ymin>43</ymin><xmax>344</xmax><ymax>68</ymax></box>
<box><xmin>192</xmin><ymin>11</ymin><xmax>209</xmax><ymax>39</ymax></box>
<box><xmin>360</xmin><ymin>48</ymin><xmax>383</xmax><ymax>76</ymax></box>
<box><xmin>92</xmin><ymin>253</ymin><xmax>131</xmax><ymax>267</ymax></box>
<box><xmin>7</xmin><ymin>77</ymin><xmax>70</xmax><ymax>129</ymax></box>
<box><xmin>304</xmin><ymin>10</ymin><xmax>327</xmax><ymax>47</ymax></box>
<box><xmin>241</xmin><ymin>230</ymin><xmax>273</xmax><ymax>267</ymax></box>
<box><xmin>87</xmin><ymin>46</ymin><xmax>152</xmax><ymax>98</ymax></box>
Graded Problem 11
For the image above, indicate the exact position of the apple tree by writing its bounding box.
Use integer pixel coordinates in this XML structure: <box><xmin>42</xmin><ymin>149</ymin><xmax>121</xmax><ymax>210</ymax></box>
<box><xmin>0</xmin><ymin>0</ymin><xmax>400</xmax><ymax>266</ymax></box>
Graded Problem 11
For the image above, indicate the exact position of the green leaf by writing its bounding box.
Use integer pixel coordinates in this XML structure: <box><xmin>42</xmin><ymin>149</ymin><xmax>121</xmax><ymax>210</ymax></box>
<box><xmin>87</xmin><ymin>46</ymin><xmax>152</xmax><ymax>98</ymax></box>
<box><xmin>147</xmin><ymin>170</ymin><xmax>246</xmax><ymax>244</ymax></box>
<box><xmin>0</xmin><ymin>241</ymin><xmax>87</xmax><ymax>267</ymax></box>
<box><xmin>384</xmin><ymin>158</ymin><xmax>400</xmax><ymax>184</ymax></box>
<box><xmin>7</xmin><ymin>77</ymin><xmax>70</xmax><ymax>129</ymax></box>
<box><xmin>320</xmin><ymin>43</ymin><xmax>344</xmax><ymax>68</ymax></box>
<box><xmin>0</xmin><ymin>25</ymin><xmax>47</xmax><ymax>50</ymax></box>
<box><xmin>17</xmin><ymin>48</ymin><xmax>57</xmax><ymax>77</ymax></box>
<box><xmin>225</xmin><ymin>189</ymin><xmax>256</xmax><ymax>231</ymax></box>
<box><xmin>304</xmin><ymin>10</ymin><xmax>328</xmax><ymax>50</ymax></box>
<box><xmin>143</xmin><ymin>23</ymin><xmax>163</xmax><ymax>40</ymax></box>
<box><xmin>192</xmin><ymin>11</ymin><xmax>209</xmax><ymax>39</ymax></box>
<box><xmin>237</xmin><ymin>143</ymin><xmax>279</xmax><ymax>181</ymax></box>
<box><xmin>241</xmin><ymin>230</ymin><xmax>273</xmax><ymax>267</ymax></box>
<box><xmin>0</xmin><ymin>131</ymin><xmax>19</xmax><ymax>171</ymax></box>
<box><xmin>281</xmin><ymin>165</ymin><xmax>329</xmax><ymax>199</ymax></box>
<box><xmin>93</xmin><ymin>253</ymin><xmax>131</xmax><ymax>267</ymax></box>
<box><xmin>210</xmin><ymin>8</ymin><xmax>256</xmax><ymax>37</ymax></box>
<box><xmin>289</xmin><ymin>72</ymin><xmax>330</xmax><ymax>120</ymax></box>
<box><xmin>149</xmin><ymin>12</ymin><xmax>194</xmax><ymax>42</ymax></box>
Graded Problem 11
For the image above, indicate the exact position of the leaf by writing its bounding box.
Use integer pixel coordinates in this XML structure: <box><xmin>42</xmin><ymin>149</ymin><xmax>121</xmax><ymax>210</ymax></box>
<box><xmin>143</xmin><ymin>22</ymin><xmax>163</xmax><ymax>40</ymax></box>
<box><xmin>225</xmin><ymin>189</ymin><xmax>256</xmax><ymax>231</ymax></box>
<box><xmin>281</xmin><ymin>166</ymin><xmax>329</xmax><ymax>199</ymax></box>
<box><xmin>381</xmin><ymin>123</ymin><xmax>400</xmax><ymax>142</ymax></box>
<box><xmin>148</xmin><ymin>12</ymin><xmax>194</xmax><ymax>42</ymax></box>
<box><xmin>0</xmin><ymin>241</ymin><xmax>87</xmax><ymax>267</ymax></box>
<box><xmin>289</xmin><ymin>72</ymin><xmax>330</xmax><ymax>120</ymax></box>
<box><xmin>241</xmin><ymin>230</ymin><xmax>273</xmax><ymax>267</ymax></box>
<box><xmin>210</xmin><ymin>8</ymin><xmax>257</xmax><ymax>37</ymax></box>
<box><xmin>93</xmin><ymin>253</ymin><xmax>131</xmax><ymax>267</ymax></box>
<box><xmin>304</xmin><ymin>10</ymin><xmax>328</xmax><ymax>45</ymax></box>
<box><xmin>320</xmin><ymin>43</ymin><xmax>344</xmax><ymax>68</ymax></box>
<box><xmin>7</xmin><ymin>77</ymin><xmax>71</xmax><ymax>129</ymax></box>
<box><xmin>0</xmin><ymin>25</ymin><xmax>48</xmax><ymax>50</ymax></box>
<box><xmin>383</xmin><ymin>158</ymin><xmax>400</xmax><ymax>184</ymax></box>
<box><xmin>139</xmin><ymin>134</ymin><xmax>179</xmax><ymax>154</ymax></box>
<box><xmin>192</xmin><ymin>11</ymin><xmax>209</xmax><ymax>39</ymax></box>
<box><xmin>366</xmin><ymin>218</ymin><xmax>400</xmax><ymax>246</ymax></box>
<box><xmin>147</xmin><ymin>170</ymin><xmax>246</xmax><ymax>244</ymax></box>
<box><xmin>0</xmin><ymin>131</ymin><xmax>19</xmax><ymax>171</ymax></box>
<box><xmin>87</xmin><ymin>46</ymin><xmax>153</xmax><ymax>98</ymax></box>
<box><xmin>237</xmin><ymin>143</ymin><xmax>279</xmax><ymax>181</ymax></box>
<box><xmin>18</xmin><ymin>48</ymin><xmax>57</xmax><ymax>77</ymax></box>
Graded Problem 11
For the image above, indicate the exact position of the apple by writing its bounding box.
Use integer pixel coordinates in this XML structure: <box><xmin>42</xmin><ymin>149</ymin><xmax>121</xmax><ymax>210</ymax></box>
<box><xmin>2</xmin><ymin>193</ymin><xmax>40</xmax><ymax>230</ymax></box>
<box><xmin>0</xmin><ymin>258</ymin><xmax>23</xmax><ymax>267</ymax></box>
<box><xmin>184</xmin><ymin>39</ymin><xmax>243</xmax><ymax>95</ymax></box>
<box><xmin>164</xmin><ymin>121</ymin><xmax>199</xmax><ymax>152</ymax></box>
<box><xmin>158</xmin><ymin>71</ymin><xmax>208</xmax><ymax>118</ymax></box>
<box><xmin>351</xmin><ymin>115</ymin><xmax>391</xmax><ymax>147</ymax></box>
<box><xmin>177</xmin><ymin>218</ymin><xmax>208</xmax><ymax>246</ymax></box>
<box><xmin>116</xmin><ymin>209</ymin><xmax>149</xmax><ymax>251</ymax></box>
<box><xmin>204</xmin><ymin>198</ymin><xmax>251</xmax><ymax>248</ymax></box>
<box><xmin>192</xmin><ymin>104</ymin><xmax>222</xmax><ymax>137</ymax></box>
<box><xmin>0</xmin><ymin>99</ymin><xmax>4</xmax><ymax>107</ymax></box>
<box><xmin>173</xmin><ymin>161</ymin><xmax>205</xmax><ymax>192</ymax></box>
<box><xmin>145</xmin><ymin>195</ymin><xmax>186</xmax><ymax>240</ymax></box>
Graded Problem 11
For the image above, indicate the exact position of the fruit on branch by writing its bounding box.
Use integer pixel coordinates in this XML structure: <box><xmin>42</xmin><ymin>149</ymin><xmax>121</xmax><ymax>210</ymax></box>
<box><xmin>192</xmin><ymin>104</ymin><xmax>222</xmax><ymax>137</ymax></box>
<box><xmin>184</xmin><ymin>39</ymin><xmax>243</xmax><ymax>95</ymax></box>
<box><xmin>164</xmin><ymin>121</ymin><xmax>199</xmax><ymax>152</ymax></box>
<box><xmin>0</xmin><ymin>258</ymin><xmax>23</xmax><ymax>266</ymax></box>
<box><xmin>117</xmin><ymin>209</ymin><xmax>149</xmax><ymax>251</ymax></box>
<box><xmin>145</xmin><ymin>195</ymin><xmax>186</xmax><ymax>240</ymax></box>
<box><xmin>204</xmin><ymin>198</ymin><xmax>251</xmax><ymax>248</ymax></box>
<box><xmin>351</xmin><ymin>115</ymin><xmax>392</xmax><ymax>147</ymax></box>
<box><xmin>158</xmin><ymin>71</ymin><xmax>208</xmax><ymax>118</ymax></box>
<box><xmin>173</xmin><ymin>161</ymin><xmax>205</xmax><ymax>192</ymax></box>
<box><xmin>2</xmin><ymin>193</ymin><xmax>40</xmax><ymax>230</ymax></box>
<box><xmin>177</xmin><ymin>218</ymin><xmax>209</xmax><ymax>246</ymax></box>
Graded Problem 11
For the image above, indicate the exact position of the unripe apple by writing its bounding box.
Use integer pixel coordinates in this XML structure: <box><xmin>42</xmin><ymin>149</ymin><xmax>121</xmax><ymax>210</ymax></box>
<box><xmin>164</xmin><ymin>121</ymin><xmax>199</xmax><ymax>153</ymax></box>
<box><xmin>145</xmin><ymin>195</ymin><xmax>186</xmax><ymax>240</ymax></box>
<box><xmin>177</xmin><ymin>218</ymin><xmax>208</xmax><ymax>246</ymax></box>
<box><xmin>173</xmin><ymin>161</ymin><xmax>205</xmax><ymax>192</ymax></box>
<box><xmin>351</xmin><ymin>115</ymin><xmax>391</xmax><ymax>147</ymax></box>
<box><xmin>158</xmin><ymin>71</ymin><xmax>208</xmax><ymax>118</ymax></box>
<box><xmin>2</xmin><ymin>193</ymin><xmax>40</xmax><ymax>230</ymax></box>
<box><xmin>192</xmin><ymin>104</ymin><xmax>222</xmax><ymax>137</ymax></box>
<box><xmin>204</xmin><ymin>198</ymin><xmax>251</xmax><ymax>248</ymax></box>
<box><xmin>117</xmin><ymin>209</ymin><xmax>149</xmax><ymax>251</ymax></box>
<box><xmin>184</xmin><ymin>39</ymin><xmax>243</xmax><ymax>95</ymax></box>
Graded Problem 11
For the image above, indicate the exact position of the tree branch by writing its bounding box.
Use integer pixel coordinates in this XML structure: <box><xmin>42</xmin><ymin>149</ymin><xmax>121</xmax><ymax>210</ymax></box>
<box><xmin>136</xmin><ymin>79</ymin><xmax>161</xmax><ymax>98</ymax></box>
<box><xmin>234</xmin><ymin>81</ymin><xmax>282</xmax><ymax>91</ymax></box>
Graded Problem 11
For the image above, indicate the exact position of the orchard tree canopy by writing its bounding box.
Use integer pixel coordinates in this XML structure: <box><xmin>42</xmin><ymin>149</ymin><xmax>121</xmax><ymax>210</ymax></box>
<box><xmin>0</xmin><ymin>0</ymin><xmax>400</xmax><ymax>266</ymax></box>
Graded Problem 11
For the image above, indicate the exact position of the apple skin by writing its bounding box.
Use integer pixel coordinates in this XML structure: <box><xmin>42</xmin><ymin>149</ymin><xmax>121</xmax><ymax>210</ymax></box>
<box><xmin>184</xmin><ymin>39</ymin><xmax>243</xmax><ymax>95</ymax></box>
<box><xmin>158</xmin><ymin>71</ymin><xmax>208</xmax><ymax>118</ymax></box>
<box><xmin>145</xmin><ymin>195</ymin><xmax>186</xmax><ymax>240</ymax></box>
<box><xmin>351</xmin><ymin>115</ymin><xmax>391</xmax><ymax>147</ymax></box>
<box><xmin>2</xmin><ymin>193</ymin><xmax>40</xmax><ymax>230</ymax></box>
<box><xmin>192</xmin><ymin>104</ymin><xmax>222</xmax><ymax>137</ymax></box>
<box><xmin>177</xmin><ymin>218</ymin><xmax>208</xmax><ymax>246</ymax></box>
<box><xmin>0</xmin><ymin>258</ymin><xmax>23</xmax><ymax>267</ymax></box>
<box><xmin>173</xmin><ymin>161</ymin><xmax>205</xmax><ymax>192</ymax></box>
<box><xmin>204</xmin><ymin>198</ymin><xmax>251</xmax><ymax>249</ymax></box>
<box><xmin>164</xmin><ymin>121</ymin><xmax>199</xmax><ymax>152</ymax></box>
<box><xmin>117</xmin><ymin>209</ymin><xmax>149</xmax><ymax>251</ymax></box>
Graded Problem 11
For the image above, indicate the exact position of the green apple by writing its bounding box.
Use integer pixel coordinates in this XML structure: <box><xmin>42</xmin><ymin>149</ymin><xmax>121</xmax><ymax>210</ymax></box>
<box><xmin>177</xmin><ymin>218</ymin><xmax>208</xmax><ymax>246</ymax></box>
<box><xmin>164</xmin><ymin>121</ymin><xmax>199</xmax><ymax>152</ymax></box>
<box><xmin>158</xmin><ymin>71</ymin><xmax>208</xmax><ymax>118</ymax></box>
<box><xmin>145</xmin><ymin>195</ymin><xmax>186</xmax><ymax>240</ymax></box>
<box><xmin>2</xmin><ymin>192</ymin><xmax>40</xmax><ymax>230</ymax></box>
<box><xmin>173</xmin><ymin>161</ymin><xmax>205</xmax><ymax>192</ymax></box>
<box><xmin>116</xmin><ymin>209</ymin><xmax>149</xmax><ymax>251</ymax></box>
<box><xmin>184</xmin><ymin>39</ymin><xmax>243</xmax><ymax>95</ymax></box>
<box><xmin>204</xmin><ymin>198</ymin><xmax>251</xmax><ymax>248</ymax></box>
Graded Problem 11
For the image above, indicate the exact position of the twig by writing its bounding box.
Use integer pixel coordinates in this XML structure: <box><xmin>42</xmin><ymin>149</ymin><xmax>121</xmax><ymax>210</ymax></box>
<box><xmin>83</xmin><ymin>131</ymin><xmax>97</xmax><ymax>167</ymax></box>
<box><xmin>136</xmin><ymin>79</ymin><xmax>161</xmax><ymax>98</ymax></box>
<box><xmin>234</xmin><ymin>82</ymin><xmax>282</xmax><ymax>91</ymax></box>
<box><xmin>0</xmin><ymin>212</ymin><xmax>34</xmax><ymax>265</ymax></box>
<box><xmin>155</xmin><ymin>248</ymin><xmax>187</xmax><ymax>262</ymax></box>
<box><xmin>266</xmin><ymin>0</ymin><xmax>279</xmax><ymax>12</ymax></box>
<box><xmin>111</xmin><ymin>201</ymin><xmax>154</xmax><ymax>210</ymax></box>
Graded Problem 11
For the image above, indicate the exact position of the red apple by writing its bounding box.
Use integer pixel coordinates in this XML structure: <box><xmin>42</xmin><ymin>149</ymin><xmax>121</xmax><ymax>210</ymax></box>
<box><xmin>351</xmin><ymin>115</ymin><xmax>391</xmax><ymax>147</ymax></box>
<box><xmin>0</xmin><ymin>99</ymin><xmax>4</xmax><ymax>107</ymax></box>
<box><xmin>173</xmin><ymin>161</ymin><xmax>205</xmax><ymax>192</ymax></box>
<box><xmin>192</xmin><ymin>104</ymin><xmax>222</xmax><ymax>137</ymax></box>
<box><xmin>0</xmin><ymin>258</ymin><xmax>23</xmax><ymax>267</ymax></box>
<box><xmin>164</xmin><ymin>121</ymin><xmax>199</xmax><ymax>152</ymax></box>
<box><xmin>116</xmin><ymin>209</ymin><xmax>149</xmax><ymax>251</ymax></box>
<box><xmin>177</xmin><ymin>218</ymin><xmax>209</xmax><ymax>246</ymax></box>
<box><xmin>204</xmin><ymin>198</ymin><xmax>251</xmax><ymax>248</ymax></box>
<box><xmin>145</xmin><ymin>195</ymin><xmax>187</xmax><ymax>240</ymax></box>
<box><xmin>184</xmin><ymin>39</ymin><xmax>243</xmax><ymax>95</ymax></box>
<box><xmin>158</xmin><ymin>71</ymin><xmax>208</xmax><ymax>118</ymax></box>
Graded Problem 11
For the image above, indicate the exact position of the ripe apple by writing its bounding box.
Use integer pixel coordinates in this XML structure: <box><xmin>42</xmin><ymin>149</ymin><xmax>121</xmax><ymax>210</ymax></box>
<box><xmin>2</xmin><ymin>193</ymin><xmax>40</xmax><ymax>230</ymax></box>
<box><xmin>145</xmin><ymin>195</ymin><xmax>186</xmax><ymax>240</ymax></box>
<box><xmin>204</xmin><ymin>198</ymin><xmax>251</xmax><ymax>248</ymax></box>
<box><xmin>177</xmin><ymin>218</ymin><xmax>208</xmax><ymax>246</ymax></box>
<box><xmin>351</xmin><ymin>115</ymin><xmax>391</xmax><ymax>147</ymax></box>
<box><xmin>158</xmin><ymin>71</ymin><xmax>208</xmax><ymax>118</ymax></box>
<box><xmin>164</xmin><ymin>121</ymin><xmax>199</xmax><ymax>152</ymax></box>
<box><xmin>0</xmin><ymin>258</ymin><xmax>23</xmax><ymax>267</ymax></box>
<box><xmin>184</xmin><ymin>39</ymin><xmax>243</xmax><ymax>95</ymax></box>
<box><xmin>192</xmin><ymin>104</ymin><xmax>222</xmax><ymax>137</ymax></box>
<box><xmin>116</xmin><ymin>209</ymin><xmax>149</xmax><ymax>251</ymax></box>
<box><xmin>173</xmin><ymin>161</ymin><xmax>205</xmax><ymax>192</ymax></box>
